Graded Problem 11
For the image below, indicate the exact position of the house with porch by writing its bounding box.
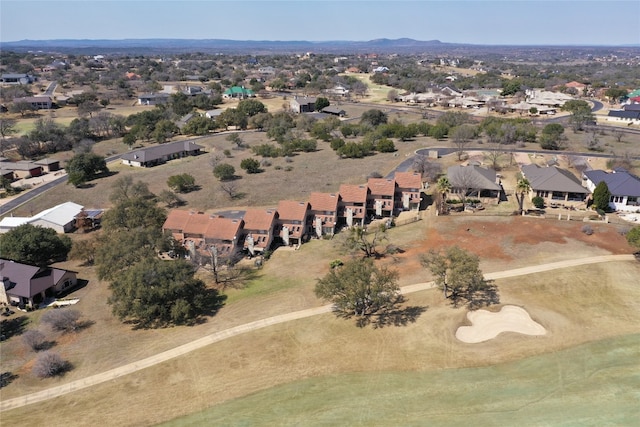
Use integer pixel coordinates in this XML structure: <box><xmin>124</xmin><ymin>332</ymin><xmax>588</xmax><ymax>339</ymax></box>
<box><xmin>13</xmin><ymin>96</ymin><xmax>53</xmax><ymax>110</ymax></box>
<box><xmin>121</xmin><ymin>140</ymin><xmax>203</xmax><ymax>167</ymax></box>
<box><xmin>583</xmin><ymin>169</ymin><xmax>640</xmax><ymax>212</ymax></box>
<box><xmin>223</xmin><ymin>86</ymin><xmax>255</xmax><ymax>99</ymax></box>
<box><xmin>241</xmin><ymin>208</ymin><xmax>278</xmax><ymax>255</ymax></box>
<box><xmin>276</xmin><ymin>201</ymin><xmax>311</xmax><ymax>246</ymax></box>
<box><xmin>447</xmin><ymin>165</ymin><xmax>502</xmax><ymax>202</ymax></box>
<box><xmin>521</xmin><ymin>164</ymin><xmax>589</xmax><ymax>205</ymax></box>
<box><xmin>34</xmin><ymin>158</ymin><xmax>61</xmax><ymax>173</ymax></box>
<box><xmin>1</xmin><ymin>259</ymin><xmax>77</xmax><ymax>308</ymax></box>
<box><xmin>338</xmin><ymin>184</ymin><xmax>368</xmax><ymax>227</ymax></box>
<box><xmin>309</xmin><ymin>192</ymin><xmax>339</xmax><ymax>237</ymax></box>
<box><xmin>393</xmin><ymin>171</ymin><xmax>423</xmax><ymax>211</ymax></box>
<box><xmin>367</xmin><ymin>178</ymin><xmax>396</xmax><ymax>218</ymax></box>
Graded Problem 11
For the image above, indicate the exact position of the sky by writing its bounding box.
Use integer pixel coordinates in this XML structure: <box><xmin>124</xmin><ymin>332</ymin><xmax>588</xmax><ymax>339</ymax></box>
<box><xmin>1</xmin><ymin>0</ymin><xmax>639</xmax><ymax>46</ymax></box>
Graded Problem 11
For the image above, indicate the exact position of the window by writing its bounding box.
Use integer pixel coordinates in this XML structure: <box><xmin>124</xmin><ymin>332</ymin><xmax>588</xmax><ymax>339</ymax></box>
<box><xmin>627</xmin><ymin>197</ymin><xmax>638</xmax><ymax>206</ymax></box>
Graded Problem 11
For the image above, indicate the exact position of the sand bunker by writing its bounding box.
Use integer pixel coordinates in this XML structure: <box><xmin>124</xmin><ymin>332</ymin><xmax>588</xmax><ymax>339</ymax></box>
<box><xmin>456</xmin><ymin>305</ymin><xmax>546</xmax><ymax>343</ymax></box>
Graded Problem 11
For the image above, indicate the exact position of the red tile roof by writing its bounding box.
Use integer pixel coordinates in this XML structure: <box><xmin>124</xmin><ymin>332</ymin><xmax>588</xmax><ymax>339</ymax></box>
<box><xmin>277</xmin><ymin>200</ymin><xmax>310</xmax><ymax>221</ymax></box>
<box><xmin>309</xmin><ymin>192</ymin><xmax>339</xmax><ymax>212</ymax></box>
<box><xmin>394</xmin><ymin>171</ymin><xmax>422</xmax><ymax>189</ymax></box>
<box><xmin>367</xmin><ymin>178</ymin><xmax>396</xmax><ymax>196</ymax></box>
<box><xmin>243</xmin><ymin>208</ymin><xmax>277</xmax><ymax>231</ymax></box>
<box><xmin>163</xmin><ymin>210</ymin><xmax>194</xmax><ymax>231</ymax></box>
<box><xmin>339</xmin><ymin>184</ymin><xmax>368</xmax><ymax>203</ymax></box>
<box><xmin>204</xmin><ymin>217</ymin><xmax>242</xmax><ymax>241</ymax></box>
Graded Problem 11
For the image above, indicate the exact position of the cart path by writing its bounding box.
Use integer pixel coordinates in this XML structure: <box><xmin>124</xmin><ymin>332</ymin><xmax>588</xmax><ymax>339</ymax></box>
<box><xmin>1</xmin><ymin>254</ymin><xmax>635</xmax><ymax>412</ymax></box>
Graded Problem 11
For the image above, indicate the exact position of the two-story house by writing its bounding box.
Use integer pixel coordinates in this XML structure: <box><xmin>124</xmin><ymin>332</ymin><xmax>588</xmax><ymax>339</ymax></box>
<box><xmin>338</xmin><ymin>184</ymin><xmax>368</xmax><ymax>227</ymax></box>
<box><xmin>242</xmin><ymin>208</ymin><xmax>278</xmax><ymax>255</ymax></box>
<box><xmin>276</xmin><ymin>201</ymin><xmax>311</xmax><ymax>246</ymax></box>
<box><xmin>367</xmin><ymin>178</ymin><xmax>396</xmax><ymax>218</ymax></box>
<box><xmin>394</xmin><ymin>171</ymin><xmax>423</xmax><ymax>211</ymax></box>
<box><xmin>309</xmin><ymin>192</ymin><xmax>339</xmax><ymax>237</ymax></box>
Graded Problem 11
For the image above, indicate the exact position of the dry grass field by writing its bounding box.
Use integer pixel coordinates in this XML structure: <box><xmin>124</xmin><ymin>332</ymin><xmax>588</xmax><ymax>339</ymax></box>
<box><xmin>1</xmin><ymin>212</ymin><xmax>638</xmax><ymax>425</ymax></box>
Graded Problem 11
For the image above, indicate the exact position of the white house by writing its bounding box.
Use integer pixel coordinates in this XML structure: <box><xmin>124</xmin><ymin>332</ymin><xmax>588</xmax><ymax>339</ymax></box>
<box><xmin>583</xmin><ymin>169</ymin><xmax>640</xmax><ymax>212</ymax></box>
<box><xmin>0</xmin><ymin>201</ymin><xmax>84</xmax><ymax>234</ymax></box>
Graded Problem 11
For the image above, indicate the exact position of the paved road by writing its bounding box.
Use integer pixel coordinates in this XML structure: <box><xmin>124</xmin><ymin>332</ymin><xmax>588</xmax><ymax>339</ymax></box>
<box><xmin>0</xmin><ymin>153</ymin><xmax>122</xmax><ymax>216</ymax></box>
<box><xmin>1</xmin><ymin>253</ymin><xmax>635</xmax><ymax>412</ymax></box>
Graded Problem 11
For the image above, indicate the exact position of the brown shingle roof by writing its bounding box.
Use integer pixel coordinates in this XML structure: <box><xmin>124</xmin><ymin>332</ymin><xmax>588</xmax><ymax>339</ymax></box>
<box><xmin>367</xmin><ymin>178</ymin><xmax>396</xmax><ymax>196</ymax></box>
<box><xmin>309</xmin><ymin>192</ymin><xmax>339</xmax><ymax>212</ymax></box>
<box><xmin>339</xmin><ymin>184</ymin><xmax>368</xmax><ymax>203</ymax></box>
<box><xmin>394</xmin><ymin>171</ymin><xmax>422</xmax><ymax>189</ymax></box>
<box><xmin>277</xmin><ymin>200</ymin><xmax>310</xmax><ymax>221</ymax></box>
<box><xmin>242</xmin><ymin>208</ymin><xmax>277</xmax><ymax>231</ymax></box>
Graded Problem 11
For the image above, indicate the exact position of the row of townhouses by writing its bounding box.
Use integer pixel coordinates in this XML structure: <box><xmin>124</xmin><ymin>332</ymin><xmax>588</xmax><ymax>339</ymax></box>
<box><xmin>162</xmin><ymin>171</ymin><xmax>423</xmax><ymax>258</ymax></box>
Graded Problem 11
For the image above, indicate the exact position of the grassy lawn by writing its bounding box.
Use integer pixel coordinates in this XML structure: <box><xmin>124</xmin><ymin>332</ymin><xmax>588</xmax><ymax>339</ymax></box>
<box><xmin>162</xmin><ymin>333</ymin><xmax>640</xmax><ymax>427</ymax></box>
<box><xmin>2</xmin><ymin>260</ymin><xmax>639</xmax><ymax>426</ymax></box>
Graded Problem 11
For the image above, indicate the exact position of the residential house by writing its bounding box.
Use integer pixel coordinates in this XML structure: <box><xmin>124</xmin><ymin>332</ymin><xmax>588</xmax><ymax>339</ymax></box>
<box><xmin>521</xmin><ymin>164</ymin><xmax>589</xmax><ymax>204</ymax></box>
<box><xmin>338</xmin><ymin>184</ymin><xmax>368</xmax><ymax>227</ymax></box>
<box><xmin>162</xmin><ymin>210</ymin><xmax>243</xmax><ymax>259</ymax></box>
<box><xmin>367</xmin><ymin>178</ymin><xmax>395</xmax><ymax>218</ymax></box>
<box><xmin>583</xmin><ymin>169</ymin><xmax>640</xmax><ymax>212</ymax></box>
<box><xmin>223</xmin><ymin>86</ymin><xmax>255</xmax><ymax>99</ymax></box>
<box><xmin>34</xmin><ymin>158</ymin><xmax>61</xmax><ymax>173</ymax></box>
<box><xmin>0</xmin><ymin>201</ymin><xmax>84</xmax><ymax>234</ymax></box>
<box><xmin>205</xmin><ymin>109</ymin><xmax>223</xmax><ymax>119</ymax></box>
<box><xmin>606</xmin><ymin>109</ymin><xmax>640</xmax><ymax>125</ymax></box>
<box><xmin>1</xmin><ymin>73</ymin><xmax>35</xmax><ymax>85</ymax></box>
<box><xmin>137</xmin><ymin>93</ymin><xmax>170</xmax><ymax>105</ymax></box>
<box><xmin>321</xmin><ymin>106</ymin><xmax>346</xmax><ymax>117</ymax></box>
<box><xmin>447</xmin><ymin>165</ymin><xmax>502</xmax><ymax>201</ymax></box>
<box><xmin>1</xmin><ymin>259</ymin><xmax>77</xmax><ymax>308</ymax></box>
<box><xmin>309</xmin><ymin>192</ymin><xmax>339</xmax><ymax>237</ymax></box>
<box><xmin>121</xmin><ymin>140</ymin><xmax>204</xmax><ymax>167</ymax></box>
<box><xmin>276</xmin><ymin>201</ymin><xmax>311</xmax><ymax>246</ymax></box>
<box><xmin>324</xmin><ymin>85</ymin><xmax>349</xmax><ymax>97</ymax></box>
<box><xmin>12</xmin><ymin>96</ymin><xmax>52</xmax><ymax>110</ymax></box>
<box><xmin>1</xmin><ymin>161</ymin><xmax>43</xmax><ymax>179</ymax></box>
<box><xmin>290</xmin><ymin>96</ymin><xmax>317</xmax><ymax>113</ymax></box>
<box><xmin>242</xmin><ymin>208</ymin><xmax>278</xmax><ymax>255</ymax></box>
<box><xmin>394</xmin><ymin>171</ymin><xmax>423</xmax><ymax>211</ymax></box>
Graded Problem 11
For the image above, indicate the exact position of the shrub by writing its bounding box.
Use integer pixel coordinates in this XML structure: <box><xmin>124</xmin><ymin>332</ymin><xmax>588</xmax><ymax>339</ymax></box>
<box><xmin>581</xmin><ymin>225</ymin><xmax>594</xmax><ymax>235</ymax></box>
<box><xmin>22</xmin><ymin>329</ymin><xmax>47</xmax><ymax>351</ymax></box>
<box><xmin>240</xmin><ymin>158</ymin><xmax>262</xmax><ymax>174</ymax></box>
<box><xmin>213</xmin><ymin>163</ymin><xmax>236</xmax><ymax>181</ymax></box>
<box><xmin>284</xmin><ymin>166</ymin><xmax>293</xmax><ymax>172</ymax></box>
<box><xmin>32</xmin><ymin>351</ymin><xmax>70</xmax><ymax>378</ymax></box>
<box><xmin>532</xmin><ymin>196</ymin><xmax>545</xmax><ymax>209</ymax></box>
<box><xmin>626</xmin><ymin>226</ymin><xmax>640</xmax><ymax>248</ymax></box>
<box><xmin>41</xmin><ymin>309</ymin><xmax>81</xmax><ymax>332</ymax></box>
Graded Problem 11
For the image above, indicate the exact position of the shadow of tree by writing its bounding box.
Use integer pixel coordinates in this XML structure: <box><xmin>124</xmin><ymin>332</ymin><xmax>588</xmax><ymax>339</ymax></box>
<box><xmin>447</xmin><ymin>280</ymin><xmax>500</xmax><ymax>310</ymax></box>
<box><xmin>0</xmin><ymin>315</ymin><xmax>29</xmax><ymax>340</ymax></box>
<box><xmin>0</xmin><ymin>372</ymin><xmax>18</xmax><ymax>388</ymax></box>
<box><xmin>371</xmin><ymin>305</ymin><xmax>428</xmax><ymax>329</ymax></box>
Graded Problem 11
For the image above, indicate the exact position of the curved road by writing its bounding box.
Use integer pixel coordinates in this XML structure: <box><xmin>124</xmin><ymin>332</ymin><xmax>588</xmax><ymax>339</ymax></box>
<box><xmin>1</xmin><ymin>253</ymin><xmax>635</xmax><ymax>412</ymax></box>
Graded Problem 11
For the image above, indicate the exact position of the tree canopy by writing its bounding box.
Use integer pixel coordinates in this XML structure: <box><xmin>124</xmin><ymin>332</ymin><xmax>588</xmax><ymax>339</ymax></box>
<box><xmin>626</xmin><ymin>226</ymin><xmax>640</xmax><ymax>249</ymax></box>
<box><xmin>0</xmin><ymin>224</ymin><xmax>72</xmax><ymax>266</ymax></box>
<box><xmin>421</xmin><ymin>246</ymin><xmax>498</xmax><ymax>308</ymax></box>
<box><xmin>108</xmin><ymin>257</ymin><xmax>212</xmax><ymax>327</ymax></box>
<box><xmin>592</xmin><ymin>181</ymin><xmax>611</xmax><ymax>212</ymax></box>
<box><xmin>167</xmin><ymin>173</ymin><xmax>197</xmax><ymax>193</ymax></box>
<box><xmin>65</xmin><ymin>152</ymin><xmax>109</xmax><ymax>187</ymax></box>
<box><xmin>314</xmin><ymin>258</ymin><xmax>401</xmax><ymax>326</ymax></box>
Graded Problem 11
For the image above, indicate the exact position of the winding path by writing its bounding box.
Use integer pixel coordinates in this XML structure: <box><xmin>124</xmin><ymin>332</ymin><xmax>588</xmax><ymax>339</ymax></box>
<box><xmin>0</xmin><ymin>254</ymin><xmax>635</xmax><ymax>412</ymax></box>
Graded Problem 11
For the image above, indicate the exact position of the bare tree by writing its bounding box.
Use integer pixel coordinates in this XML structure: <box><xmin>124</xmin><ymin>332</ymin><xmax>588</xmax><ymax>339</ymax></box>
<box><xmin>612</xmin><ymin>130</ymin><xmax>624</xmax><ymax>143</ymax></box>
<box><xmin>485</xmin><ymin>143</ymin><xmax>506</xmax><ymax>171</ymax></box>
<box><xmin>32</xmin><ymin>351</ymin><xmax>70</xmax><ymax>378</ymax></box>
<box><xmin>22</xmin><ymin>329</ymin><xmax>48</xmax><ymax>351</ymax></box>
<box><xmin>451</xmin><ymin>124</ymin><xmax>477</xmax><ymax>161</ymax></box>
<box><xmin>41</xmin><ymin>309</ymin><xmax>81</xmax><ymax>332</ymax></box>
<box><xmin>209</xmin><ymin>153</ymin><xmax>223</xmax><ymax>169</ymax></box>
<box><xmin>220</xmin><ymin>181</ymin><xmax>241</xmax><ymax>200</ymax></box>
<box><xmin>412</xmin><ymin>155</ymin><xmax>442</xmax><ymax>182</ymax></box>
<box><xmin>448</xmin><ymin>166</ymin><xmax>483</xmax><ymax>206</ymax></box>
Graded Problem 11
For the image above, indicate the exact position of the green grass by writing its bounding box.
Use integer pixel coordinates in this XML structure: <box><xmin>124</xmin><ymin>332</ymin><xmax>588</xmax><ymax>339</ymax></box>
<box><xmin>161</xmin><ymin>333</ymin><xmax>640</xmax><ymax>427</ymax></box>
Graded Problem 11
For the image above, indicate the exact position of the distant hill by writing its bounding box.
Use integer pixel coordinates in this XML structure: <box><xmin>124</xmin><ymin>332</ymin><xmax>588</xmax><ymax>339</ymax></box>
<box><xmin>0</xmin><ymin>38</ymin><xmax>455</xmax><ymax>55</ymax></box>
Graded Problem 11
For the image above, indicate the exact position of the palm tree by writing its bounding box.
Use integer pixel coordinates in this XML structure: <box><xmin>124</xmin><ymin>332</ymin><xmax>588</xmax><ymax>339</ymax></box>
<box><xmin>436</xmin><ymin>176</ymin><xmax>451</xmax><ymax>215</ymax></box>
<box><xmin>515</xmin><ymin>178</ymin><xmax>531</xmax><ymax>214</ymax></box>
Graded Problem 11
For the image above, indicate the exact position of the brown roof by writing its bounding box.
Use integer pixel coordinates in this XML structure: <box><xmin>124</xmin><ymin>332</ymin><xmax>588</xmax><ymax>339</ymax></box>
<box><xmin>367</xmin><ymin>178</ymin><xmax>396</xmax><ymax>196</ymax></box>
<box><xmin>394</xmin><ymin>171</ymin><xmax>422</xmax><ymax>189</ymax></box>
<box><xmin>309</xmin><ymin>192</ymin><xmax>339</xmax><ymax>212</ymax></box>
<box><xmin>204</xmin><ymin>217</ymin><xmax>243</xmax><ymax>241</ymax></box>
<box><xmin>339</xmin><ymin>184</ymin><xmax>368</xmax><ymax>203</ymax></box>
<box><xmin>163</xmin><ymin>210</ymin><xmax>192</xmax><ymax>231</ymax></box>
<box><xmin>277</xmin><ymin>200</ymin><xmax>310</xmax><ymax>221</ymax></box>
<box><xmin>243</xmin><ymin>208</ymin><xmax>277</xmax><ymax>231</ymax></box>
